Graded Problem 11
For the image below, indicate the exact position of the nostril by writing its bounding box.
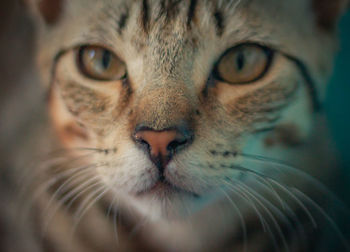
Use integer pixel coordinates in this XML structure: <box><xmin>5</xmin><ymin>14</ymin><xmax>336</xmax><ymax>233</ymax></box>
<box><xmin>139</xmin><ymin>139</ymin><xmax>150</xmax><ymax>150</ymax></box>
<box><xmin>167</xmin><ymin>138</ymin><xmax>188</xmax><ymax>152</ymax></box>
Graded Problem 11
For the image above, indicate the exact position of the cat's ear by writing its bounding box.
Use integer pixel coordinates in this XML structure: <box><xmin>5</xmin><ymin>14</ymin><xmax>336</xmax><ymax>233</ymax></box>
<box><xmin>21</xmin><ymin>0</ymin><xmax>64</xmax><ymax>25</ymax></box>
<box><xmin>312</xmin><ymin>0</ymin><xmax>349</xmax><ymax>31</ymax></box>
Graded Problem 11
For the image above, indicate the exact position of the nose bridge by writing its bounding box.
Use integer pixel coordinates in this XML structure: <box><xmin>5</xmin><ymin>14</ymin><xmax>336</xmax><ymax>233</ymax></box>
<box><xmin>132</xmin><ymin>30</ymin><xmax>197</xmax><ymax>131</ymax></box>
<box><xmin>134</xmin><ymin>83</ymin><xmax>195</xmax><ymax>130</ymax></box>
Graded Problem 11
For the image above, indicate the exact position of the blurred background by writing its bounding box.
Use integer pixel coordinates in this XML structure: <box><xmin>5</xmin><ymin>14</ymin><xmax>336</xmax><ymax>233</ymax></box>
<box><xmin>326</xmin><ymin>11</ymin><xmax>350</xmax><ymax>185</ymax></box>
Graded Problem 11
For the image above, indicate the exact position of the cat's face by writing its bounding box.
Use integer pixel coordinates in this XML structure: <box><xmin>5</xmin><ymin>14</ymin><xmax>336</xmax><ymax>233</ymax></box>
<box><xmin>28</xmin><ymin>0</ymin><xmax>346</xmax><ymax>219</ymax></box>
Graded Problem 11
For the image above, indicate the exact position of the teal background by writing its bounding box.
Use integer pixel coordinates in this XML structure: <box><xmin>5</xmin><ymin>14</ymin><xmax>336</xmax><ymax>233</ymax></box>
<box><xmin>326</xmin><ymin>12</ymin><xmax>350</xmax><ymax>178</ymax></box>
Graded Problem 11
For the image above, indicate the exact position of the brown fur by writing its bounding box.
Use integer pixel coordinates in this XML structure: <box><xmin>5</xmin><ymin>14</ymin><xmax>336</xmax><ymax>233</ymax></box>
<box><xmin>40</xmin><ymin>0</ymin><xmax>64</xmax><ymax>25</ymax></box>
<box><xmin>10</xmin><ymin>1</ymin><xmax>348</xmax><ymax>251</ymax></box>
<box><xmin>312</xmin><ymin>0</ymin><xmax>349</xmax><ymax>31</ymax></box>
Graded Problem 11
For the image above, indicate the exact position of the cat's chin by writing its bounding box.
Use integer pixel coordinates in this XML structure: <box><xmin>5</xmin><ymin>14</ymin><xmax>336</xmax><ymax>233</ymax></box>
<box><xmin>123</xmin><ymin>183</ymin><xmax>200</xmax><ymax>221</ymax></box>
<box><xmin>136</xmin><ymin>180</ymin><xmax>198</xmax><ymax>198</ymax></box>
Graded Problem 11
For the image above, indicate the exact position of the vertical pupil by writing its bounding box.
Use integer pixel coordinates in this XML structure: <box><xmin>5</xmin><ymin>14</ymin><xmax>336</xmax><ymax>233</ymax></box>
<box><xmin>102</xmin><ymin>50</ymin><xmax>111</xmax><ymax>70</ymax></box>
<box><xmin>236</xmin><ymin>51</ymin><xmax>245</xmax><ymax>71</ymax></box>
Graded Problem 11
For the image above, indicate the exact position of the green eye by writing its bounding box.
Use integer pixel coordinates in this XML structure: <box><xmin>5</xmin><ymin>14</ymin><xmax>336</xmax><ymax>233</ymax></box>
<box><xmin>214</xmin><ymin>44</ymin><xmax>273</xmax><ymax>84</ymax></box>
<box><xmin>77</xmin><ymin>46</ymin><xmax>127</xmax><ymax>81</ymax></box>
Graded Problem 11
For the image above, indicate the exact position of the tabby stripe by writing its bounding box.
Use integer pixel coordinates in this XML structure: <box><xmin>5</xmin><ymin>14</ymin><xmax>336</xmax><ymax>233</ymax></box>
<box><xmin>38</xmin><ymin>0</ymin><xmax>63</xmax><ymax>25</ymax></box>
<box><xmin>116</xmin><ymin>8</ymin><xmax>129</xmax><ymax>35</ymax></box>
<box><xmin>187</xmin><ymin>0</ymin><xmax>198</xmax><ymax>27</ymax></box>
<box><xmin>283</xmin><ymin>53</ymin><xmax>321</xmax><ymax>111</ymax></box>
<box><xmin>141</xmin><ymin>0</ymin><xmax>150</xmax><ymax>32</ymax></box>
<box><xmin>213</xmin><ymin>10</ymin><xmax>225</xmax><ymax>36</ymax></box>
<box><xmin>158</xmin><ymin>0</ymin><xmax>183</xmax><ymax>22</ymax></box>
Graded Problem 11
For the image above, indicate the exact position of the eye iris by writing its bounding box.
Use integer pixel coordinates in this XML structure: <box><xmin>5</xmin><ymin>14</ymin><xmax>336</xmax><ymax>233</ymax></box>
<box><xmin>78</xmin><ymin>46</ymin><xmax>127</xmax><ymax>81</ymax></box>
<box><xmin>215</xmin><ymin>44</ymin><xmax>272</xmax><ymax>84</ymax></box>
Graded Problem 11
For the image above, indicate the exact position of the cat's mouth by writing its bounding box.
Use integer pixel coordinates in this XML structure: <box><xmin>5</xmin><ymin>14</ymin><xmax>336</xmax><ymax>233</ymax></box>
<box><xmin>136</xmin><ymin>179</ymin><xmax>199</xmax><ymax>198</ymax></box>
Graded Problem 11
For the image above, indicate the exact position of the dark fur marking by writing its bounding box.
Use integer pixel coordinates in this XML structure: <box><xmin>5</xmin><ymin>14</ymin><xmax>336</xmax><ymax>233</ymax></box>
<box><xmin>223</xmin><ymin>151</ymin><xmax>230</xmax><ymax>157</ymax></box>
<box><xmin>60</xmin><ymin>82</ymin><xmax>109</xmax><ymax>116</ymax></box>
<box><xmin>213</xmin><ymin>10</ymin><xmax>224</xmax><ymax>36</ymax></box>
<box><xmin>264</xmin><ymin>124</ymin><xmax>302</xmax><ymax>147</ymax></box>
<box><xmin>116</xmin><ymin>8</ymin><xmax>129</xmax><ymax>35</ymax></box>
<box><xmin>38</xmin><ymin>0</ymin><xmax>63</xmax><ymax>25</ymax></box>
<box><xmin>228</xmin><ymin>81</ymin><xmax>299</xmax><ymax>126</ymax></box>
<box><xmin>187</xmin><ymin>0</ymin><xmax>198</xmax><ymax>27</ymax></box>
<box><xmin>312</xmin><ymin>0</ymin><xmax>347</xmax><ymax>31</ymax></box>
<box><xmin>156</xmin><ymin>0</ymin><xmax>183</xmax><ymax>24</ymax></box>
<box><xmin>203</xmin><ymin>74</ymin><xmax>216</xmax><ymax>98</ymax></box>
<box><xmin>141</xmin><ymin>0</ymin><xmax>150</xmax><ymax>32</ymax></box>
<box><xmin>282</xmin><ymin>53</ymin><xmax>321</xmax><ymax>111</ymax></box>
<box><xmin>210</xmin><ymin>150</ymin><xmax>217</xmax><ymax>155</ymax></box>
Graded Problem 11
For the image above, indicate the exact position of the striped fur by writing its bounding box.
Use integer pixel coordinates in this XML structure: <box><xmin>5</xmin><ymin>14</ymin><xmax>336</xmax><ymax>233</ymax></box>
<box><xmin>19</xmin><ymin>0</ymin><xmax>350</xmax><ymax>251</ymax></box>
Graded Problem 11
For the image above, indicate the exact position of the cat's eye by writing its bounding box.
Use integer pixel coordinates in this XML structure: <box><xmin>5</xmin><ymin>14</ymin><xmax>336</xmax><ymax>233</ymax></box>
<box><xmin>214</xmin><ymin>44</ymin><xmax>273</xmax><ymax>84</ymax></box>
<box><xmin>77</xmin><ymin>46</ymin><xmax>127</xmax><ymax>81</ymax></box>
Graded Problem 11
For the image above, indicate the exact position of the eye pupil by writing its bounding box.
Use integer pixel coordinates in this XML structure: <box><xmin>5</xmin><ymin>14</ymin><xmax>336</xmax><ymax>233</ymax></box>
<box><xmin>236</xmin><ymin>51</ymin><xmax>245</xmax><ymax>71</ymax></box>
<box><xmin>102</xmin><ymin>50</ymin><xmax>111</xmax><ymax>70</ymax></box>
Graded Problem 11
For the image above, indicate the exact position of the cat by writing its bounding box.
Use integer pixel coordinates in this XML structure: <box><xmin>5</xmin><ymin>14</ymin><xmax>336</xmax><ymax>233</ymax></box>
<box><xmin>4</xmin><ymin>0</ymin><xmax>348</xmax><ymax>251</ymax></box>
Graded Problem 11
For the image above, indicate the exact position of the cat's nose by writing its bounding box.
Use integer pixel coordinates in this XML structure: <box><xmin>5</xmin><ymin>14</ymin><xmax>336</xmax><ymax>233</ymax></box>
<box><xmin>133</xmin><ymin>126</ymin><xmax>193</xmax><ymax>169</ymax></box>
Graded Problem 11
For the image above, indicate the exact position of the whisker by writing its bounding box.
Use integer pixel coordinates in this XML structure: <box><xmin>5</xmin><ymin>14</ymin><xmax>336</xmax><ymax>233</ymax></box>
<box><xmin>19</xmin><ymin>156</ymin><xmax>72</xmax><ymax>196</ymax></box>
<box><xmin>218</xmin><ymin>152</ymin><xmax>350</xmax><ymax>250</ymax></box>
<box><xmin>107</xmin><ymin>195</ymin><xmax>119</xmax><ymax>244</ymax></box>
<box><xmin>224</xmin><ymin>179</ymin><xmax>279</xmax><ymax>251</ymax></box>
<box><xmin>229</xmin><ymin>163</ymin><xmax>318</xmax><ymax>230</ymax></box>
<box><xmin>237</xmin><ymin>152</ymin><xmax>349</xmax><ymax>212</ymax></box>
<box><xmin>18</xmin><ymin>152</ymin><xmax>95</xmax><ymax>203</ymax></box>
<box><xmin>68</xmin><ymin>185</ymin><xmax>109</xmax><ymax>243</ymax></box>
<box><xmin>252</xmin><ymin>177</ymin><xmax>309</xmax><ymax>250</ymax></box>
<box><xmin>73</xmin><ymin>185</ymin><xmax>108</xmax><ymax>222</ymax></box>
<box><xmin>222</xmin><ymin>180</ymin><xmax>268</xmax><ymax>232</ymax></box>
<box><xmin>232</xmin><ymin>177</ymin><xmax>292</xmax><ymax>252</ymax></box>
<box><xmin>66</xmin><ymin>184</ymin><xmax>107</xmax><ymax>250</ymax></box>
<box><xmin>41</xmin><ymin>171</ymin><xmax>98</xmax><ymax>235</ymax></box>
<box><xmin>257</xmin><ymin>177</ymin><xmax>286</xmax><ymax>210</ymax></box>
<box><xmin>61</xmin><ymin>178</ymin><xmax>102</xmax><ymax>212</ymax></box>
<box><xmin>113</xmin><ymin>203</ymin><xmax>119</xmax><ymax>244</ymax></box>
<box><xmin>42</xmin><ymin>164</ymin><xmax>99</xmax><ymax>217</ymax></box>
<box><xmin>292</xmin><ymin>188</ymin><xmax>350</xmax><ymax>251</ymax></box>
<box><xmin>21</xmin><ymin>163</ymin><xmax>98</xmax><ymax>219</ymax></box>
<box><xmin>41</xmin><ymin>147</ymin><xmax>110</xmax><ymax>158</ymax></box>
<box><xmin>218</xmin><ymin>187</ymin><xmax>247</xmax><ymax>252</ymax></box>
<box><xmin>267</xmin><ymin>179</ymin><xmax>317</xmax><ymax>228</ymax></box>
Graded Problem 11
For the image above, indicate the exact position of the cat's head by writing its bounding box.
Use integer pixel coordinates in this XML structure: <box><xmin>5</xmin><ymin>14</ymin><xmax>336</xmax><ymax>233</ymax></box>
<box><xmin>26</xmin><ymin>0</ymin><xmax>348</xmax><ymax>219</ymax></box>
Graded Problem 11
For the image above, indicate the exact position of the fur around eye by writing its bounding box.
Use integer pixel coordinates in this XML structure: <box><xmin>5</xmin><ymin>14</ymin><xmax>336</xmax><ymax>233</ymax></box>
<box><xmin>77</xmin><ymin>46</ymin><xmax>127</xmax><ymax>81</ymax></box>
<box><xmin>213</xmin><ymin>44</ymin><xmax>274</xmax><ymax>84</ymax></box>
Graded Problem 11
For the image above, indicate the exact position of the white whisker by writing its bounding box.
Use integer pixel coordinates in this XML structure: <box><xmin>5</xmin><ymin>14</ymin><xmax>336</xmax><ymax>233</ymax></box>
<box><xmin>267</xmin><ymin>179</ymin><xmax>317</xmax><ymax>228</ymax></box>
<box><xmin>219</xmin><ymin>187</ymin><xmax>247</xmax><ymax>252</ymax></box>
<box><xmin>292</xmin><ymin>188</ymin><xmax>350</xmax><ymax>251</ymax></box>
<box><xmin>234</xmin><ymin>178</ymin><xmax>290</xmax><ymax>252</ymax></box>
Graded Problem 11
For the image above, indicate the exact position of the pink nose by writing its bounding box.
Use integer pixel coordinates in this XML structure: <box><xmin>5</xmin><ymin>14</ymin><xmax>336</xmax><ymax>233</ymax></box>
<box><xmin>134</xmin><ymin>128</ymin><xmax>191</xmax><ymax>169</ymax></box>
<box><xmin>134</xmin><ymin>130</ymin><xmax>177</xmax><ymax>158</ymax></box>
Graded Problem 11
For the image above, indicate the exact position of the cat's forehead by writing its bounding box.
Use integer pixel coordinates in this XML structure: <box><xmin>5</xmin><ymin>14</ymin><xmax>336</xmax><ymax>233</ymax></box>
<box><xmin>64</xmin><ymin>0</ymin><xmax>313</xmax><ymax>37</ymax></box>
<box><xmin>36</xmin><ymin>0</ymin><xmax>337</xmax><ymax>87</ymax></box>
<box><xmin>48</xmin><ymin>0</ymin><xmax>327</xmax><ymax>52</ymax></box>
